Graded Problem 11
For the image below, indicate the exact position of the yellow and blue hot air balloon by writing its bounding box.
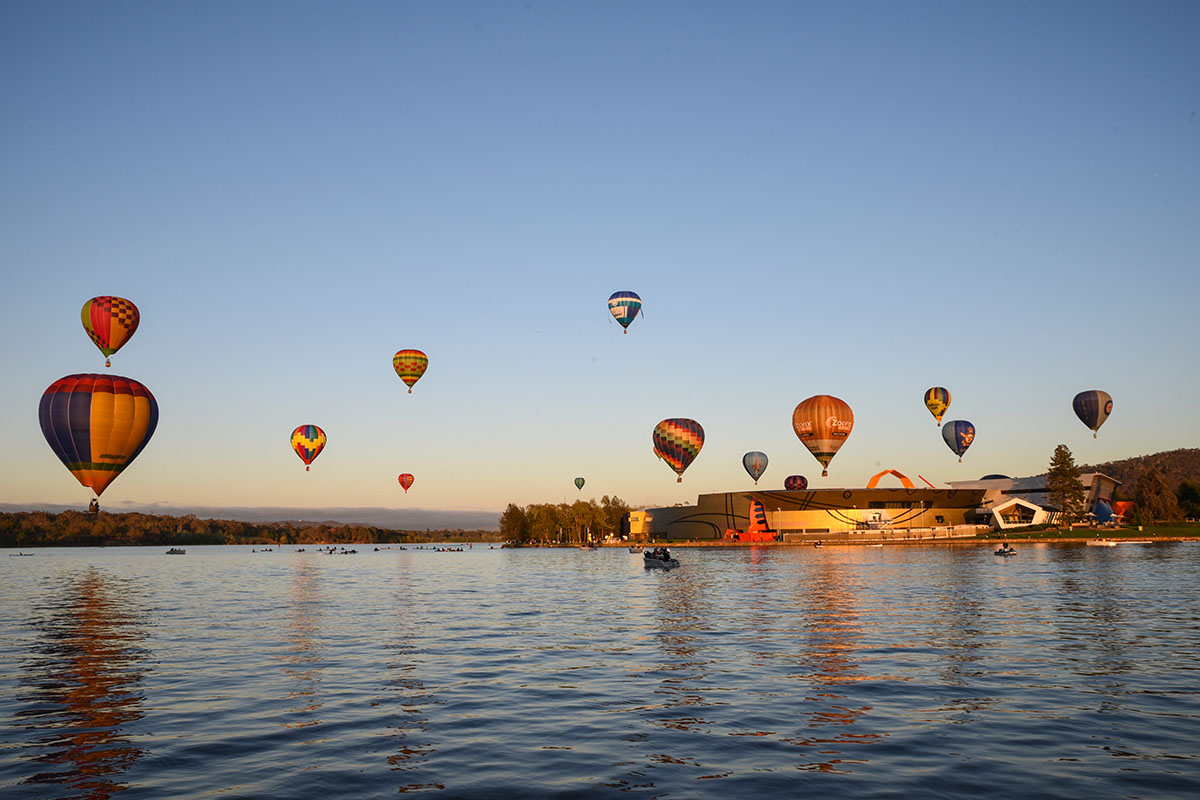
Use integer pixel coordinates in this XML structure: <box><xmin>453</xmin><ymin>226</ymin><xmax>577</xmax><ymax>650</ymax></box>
<box><xmin>742</xmin><ymin>451</ymin><xmax>768</xmax><ymax>485</ymax></box>
<box><xmin>652</xmin><ymin>418</ymin><xmax>704</xmax><ymax>482</ymax></box>
<box><xmin>393</xmin><ymin>349</ymin><xmax>428</xmax><ymax>393</ymax></box>
<box><xmin>291</xmin><ymin>425</ymin><xmax>326</xmax><ymax>471</ymax></box>
<box><xmin>81</xmin><ymin>296</ymin><xmax>140</xmax><ymax>368</ymax></box>
<box><xmin>39</xmin><ymin>374</ymin><xmax>159</xmax><ymax>497</ymax></box>
<box><xmin>924</xmin><ymin>387</ymin><xmax>951</xmax><ymax>426</ymax></box>
<box><xmin>607</xmin><ymin>291</ymin><xmax>642</xmax><ymax>333</ymax></box>
<box><xmin>942</xmin><ymin>420</ymin><xmax>975</xmax><ymax>463</ymax></box>
<box><xmin>1072</xmin><ymin>390</ymin><xmax>1112</xmax><ymax>438</ymax></box>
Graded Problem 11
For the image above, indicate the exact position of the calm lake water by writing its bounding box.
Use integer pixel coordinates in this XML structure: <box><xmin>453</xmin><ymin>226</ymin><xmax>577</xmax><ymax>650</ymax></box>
<box><xmin>1</xmin><ymin>542</ymin><xmax>1198</xmax><ymax>799</ymax></box>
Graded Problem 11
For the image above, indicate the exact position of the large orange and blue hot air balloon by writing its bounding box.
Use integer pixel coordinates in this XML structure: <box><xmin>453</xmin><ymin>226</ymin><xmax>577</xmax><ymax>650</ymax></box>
<box><xmin>742</xmin><ymin>451</ymin><xmax>768</xmax><ymax>485</ymax></box>
<box><xmin>81</xmin><ymin>296</ymin><xmax>140</xmax><ymax>367</ymax></box>
<box><xmin>39</xmin><ymin>374</ymin><xmax>159</xmax><ymax>497</ymax></box>
<box><xmin>291</xmin><ymin>425</ymin><xmax>326</xmax><ymax>471</ymax></box>
<box><xmin>791</xmin><ymin>395</ymin><xmax>854</xmax><ymax>477</ymax></box>
<box><xmin>1072</xmin><ymin>390</ymin><xmax>1112</xmax><ymax>438</ymax></box>
<box><xmin>652</xmin><ymin>418</ymin><xmax>704</xmax><ymax>482</ymax></box>
<box><xmin>924</xmin><ymin>387</ymin><xmax>951</xmax><ymax>426</ymax></box>
<box><xmin>942</xmin><ymin>420</ymin><xmax>975</xmax><ymax>462</ymax></box>
<box><xmin>398</xmin><ymin>473</ymin><xmax>415</xmax><ymax>493</ymax></box>
<box><xmin>607</xmin><ymin>291</ymin><xmax>642</xmax><ymax>333</ymax></box>
<box><xmin>393</xmin><ymin>350</ymin><xmax>428</xmax><ymax>393</ymax></box>
<box><xmin>784</xmin><ymin>475</ymin><xmax>808</xmax><ymax>491</ymax></box>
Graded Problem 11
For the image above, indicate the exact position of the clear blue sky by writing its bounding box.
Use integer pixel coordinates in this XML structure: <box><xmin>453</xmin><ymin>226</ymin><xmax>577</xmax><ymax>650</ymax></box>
<box><xmin>3</xmin><ymin>1</ymin><xmax>1197</xmax><ymax>519</ymax></box>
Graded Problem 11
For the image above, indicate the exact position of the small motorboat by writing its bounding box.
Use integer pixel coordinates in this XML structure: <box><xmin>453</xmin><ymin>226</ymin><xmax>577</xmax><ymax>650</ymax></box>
<box><xmin>166</xmin><ymin>548</ymin><xmax>186</xmax><ymax>555</ymax></box>
<box><xmin>628</xmin><ymin>545</ymin><xmax>643</xmax><ymax>553</ymax></box>
<box><xmin>1086</xmin><ymin>539</ymin><xmax>1117</xmax><ymax>547</ymax></box>
<box><xmin>643</xmin><ymin>547</ymin><xmax>679</xmax><ymax>569</ymax></box>
<box><xmin>994</xmin><ymin>545</ymin><xmax>1016</xmax><ymax>556</ymax></box>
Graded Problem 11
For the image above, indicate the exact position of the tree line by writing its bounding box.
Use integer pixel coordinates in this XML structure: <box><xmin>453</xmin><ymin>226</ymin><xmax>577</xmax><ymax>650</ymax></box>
<box><xmin>1046</xmin><ymin>444</ymin><xmax>1199</xmax><ymax>525</ymax></box>
<box><xmin>0</xmin><ymin>510</ymin><xmax>501</xmax><ymax>548</ymax></box>
<box><xmin>499</xmin><ymin>496</ymin><xmax>631</xmax><ymax>545</ymax></box>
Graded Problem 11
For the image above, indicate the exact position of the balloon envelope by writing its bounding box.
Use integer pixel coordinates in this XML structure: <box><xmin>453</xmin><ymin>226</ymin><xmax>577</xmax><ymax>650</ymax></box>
<box><xmin>652</xmin><ymin>418</ymin><xmax>704</xmax><ymax>482</ymax></box>
<box><xmin>791</xmin><ymin>395</ymin><xmax>854</xmax><ymax>477</ymax></box>
<box><xmin>81</xmin><ymin>296</ymin><xmax>140</xmax><ymax>367</ymax></box>
<box><xmin>942</xmin><ymin>420</ymin><xmax>975</xmax><ymax>461</ymax></box>
<box><xmin>39</xmin><ymin>373</ymin><xmax>159</xmax><ymax>497</ymax></box>
<box><xmin>291</xmin><ymin>425</ymin><xmax>326</xmax><ymax>470</ymax></box>
<box><xmin>574</xmin><ymin>477</ymin><xmax>585</xmax><ymax>491</ymax></box>
<box><xmin>398</xmin><ymin>473</ymin><xmax>414</xmax><ymax>493</ymax></box>
<box><xmin>784</xmin><ymin>475</ymin><xmax>808</xmax><ymax>491</ymax></box>
<box><xmin>393</xmin><ymin>350</ymin><xmax>428</xmax><ymax>393</ymax></box>
<box><xmin>1072</xmin><ymin>390</ymin><xmax>1112</xmax><ymax>438</ymax></box>
<box><xmin>742</xmin><ymin>451</ymin><xmax>768</xmax><ymax>484</ymax></box>
<box><xmin>607</xmin><ymin>291</ymin><xmax>642</xmax><ymax>333</ymax></box>
<box><xmin>924</xmin><ymin>387</ymin><xmax>951</xmax><ymax>425</ymax></box>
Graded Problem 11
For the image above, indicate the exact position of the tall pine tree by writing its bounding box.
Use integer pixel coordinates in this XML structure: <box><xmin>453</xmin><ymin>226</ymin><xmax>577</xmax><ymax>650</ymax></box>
<box><xmin>1046</xmin><ymin>444</ymin><xmax>1086</xmax><ymax>525</ymax></box>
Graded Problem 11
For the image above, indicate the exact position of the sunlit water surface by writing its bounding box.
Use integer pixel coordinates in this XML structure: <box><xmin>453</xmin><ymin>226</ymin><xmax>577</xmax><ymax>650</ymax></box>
<box><xmin>2</xmin><ymin>542</ymin><xmax>1198</xmax><ymax>799</ymax></box>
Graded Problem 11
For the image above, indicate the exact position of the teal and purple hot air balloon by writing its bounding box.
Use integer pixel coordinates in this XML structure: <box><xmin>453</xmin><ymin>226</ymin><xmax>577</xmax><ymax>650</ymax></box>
<box><xmin>652</xmin><ymin>418</ymin><xmax>704</xmax><ymax>482</ymax></box>
<box><xmin>742</xmin><ymin>451</ymin><xmax>768</xmax><ymax>485</ymax></box>
<box><xmin>942</xmin><ymin>420</ymin><xmax>975</xmax><ymax>463</ymax></box>
<box><xmin>1072</xmin><ymin>390</ymin><xmax>1112</xmax><ymax>438</ymax></box>
<box><xmin>607</xmin><ymin>291</ymin><xmax>642</xmax><ymax>333</ymax></box>
<box><xmin>784</xmin><ymin>475</ymin><xmax>808</xmax><ymax>492</ymax></box>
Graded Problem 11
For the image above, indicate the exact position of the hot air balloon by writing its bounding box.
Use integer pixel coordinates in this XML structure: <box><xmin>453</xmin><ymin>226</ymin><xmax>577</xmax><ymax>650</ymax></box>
<box><xmin>398</xmin><ymin>473</ymin><xmax>415</xmax><ymax>493</ymax></box>
<box><xmin>791</xmin><ymin>395</ymin><xmax>854</xmax><ymax>477</ymax></box>
<box><xmin>784</xmin><ymin>475</ymin><xmax>808</xmax><ymax>492</ymax></box>
<box><xmin>574</xmin><ymin>477</ymin><xmax>585</xmax><ymax>491</ymax></box>
<box><xmin>39</xmin><ymin>374</ymin><xmax>159</xmax><ymax>497</ymax></box>
<box><xmin>942</xmin><ymin>420</ymin><xmax>975</xmax><ymax>462</ymax></box>
<box><xmin>742</xmin><ymin>451</ymin><xmax>768</xmax><ymax>485</ymax></box>
<box><xmin>393</xmin><ymin>349</ymin><xmax>428</xmax><ymax>393</ymax></box>
<box><xmin>924</xmin><ymin>387</ymin><xmax>951</xmax><ymax>426</ymax></box>
<box><xmin>291</xmin><ymin>425</ymin><xmax>326</xmax><ymax>471</ymax></box>
<box><xmin>652</xmin><ymin>418</ymin><xmax>704</xmax><ymax>482</ymax></box>
<box><xmin>1072</xmin><ymin>390</ymin><xmax>1112</xmax><ymax>438</ymax></box>
<box><xmin>607</xmin><ymin>291</ymin><xmax>642</xmax><ymax>333</ymax></box>
<box><xmin>81</xmin><ymin>296</ymin><xmax>140</xmax><ymax>368</ymax></box>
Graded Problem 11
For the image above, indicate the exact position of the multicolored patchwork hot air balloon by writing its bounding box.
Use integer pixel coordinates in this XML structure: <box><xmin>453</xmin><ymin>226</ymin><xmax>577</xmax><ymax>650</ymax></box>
<box><xmin>607</xmin><ymin>291</ymin><xmax>642</xmax><ymax>333</ymax></box>
<box><xmin>791</xmin><ymin>395</ymin><xmax>854</xmax><ymax>477</ymax></box>
<box><xmin>393</xmin><ymin>349</ymin><xmax>428</xmax><ymax>393</ymax></box>
<box><xmin>924</xmin><ymin>387</ymin><xmax>951</xmax><ymax>426</ymax></box>
<box><xmin>39</xmin><ymin>374</ymin><xmax>159</xmax><ymax>497</ymax></box>
<box><xmin>652</xmin><ymin>418</ymin><xmax>704</xmax><ymax>482</ymax></box>
<box><xmin>81</xmin><ymin>296</ymin><xmax>140</xmax><ymax>367</ymax></box>
<box><xmin>399</xmin><ymin>473</ymin><xmax>415</xmax><ymax>493</ymax></box>
<box><xmin>1072</xmin><ymin>390</ymin><xmax>1112</xmax><ymax>438</ymax></box>
<box><xmin>742</xmin><ymin>451</ymin><xmax>768</xmax><ymax>485</ymax></box>
<box><xmin>942</xmin><ymin>420</ymin><xmax>975</xmax><ymax>462</ymax></box>
<box><xmin>784</xmin><ymin>474</ymin><xmax>808</xmax><ymax>492</ymax></box>
<box><xmin>291</xmin><ymin>425</ymin><xmax>326</xmax><ymax>471</ymax></box>
<box><xmin>574</xmin><ymin>477</ymin><xmax>585</xmax><ymax>491</ymax></box>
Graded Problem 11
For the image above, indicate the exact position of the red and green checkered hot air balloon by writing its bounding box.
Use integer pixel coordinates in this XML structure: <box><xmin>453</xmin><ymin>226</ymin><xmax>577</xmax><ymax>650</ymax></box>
<box><xmin>393</xmin><ymin>349</ymin><xmax>428</xmax><ymax>393</ymax></box>
<box><xmin>81</xmin><ymin>296</ymin><xmax>140</xmax><ymax>368</ymax></box>
<box><xmin>652</xmin><ymin>418</ymin><xmax>704</xmax><ymax>482</ymax></box>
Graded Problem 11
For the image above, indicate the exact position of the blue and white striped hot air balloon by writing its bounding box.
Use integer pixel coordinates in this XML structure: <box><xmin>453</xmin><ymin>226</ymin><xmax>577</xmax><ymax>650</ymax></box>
<box><xmin>607</xmin><ymin>291</ymin><xmax>642</xmax><ymax>333</ymax></box>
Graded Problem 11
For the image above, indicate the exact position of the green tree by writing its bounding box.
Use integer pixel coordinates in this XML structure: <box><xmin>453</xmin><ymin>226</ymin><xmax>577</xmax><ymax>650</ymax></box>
<box><xmin>1046</xmin><ymin>444</ymin><xmax>1086</xmax><ymax>525</ymax></box>
<box><xmin>499</xmin><ymin>503</ymin><xmax>530</xmax><ymax>542</ymax></box>
<box><xmin>1132</xmin><ymin>466</ymin><xmax>1181</xmax><ymax>524</ymax></box>
<box><xmin>1177</xmin><ymin>480</ymin><xmax>1200</xmax><ymax>520</ymax></box>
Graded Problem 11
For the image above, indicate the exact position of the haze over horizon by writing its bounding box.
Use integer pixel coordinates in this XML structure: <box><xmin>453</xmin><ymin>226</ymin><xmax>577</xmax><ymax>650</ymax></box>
<box><xmin>3</xmin><ymin>2</ymin><xmax>1197</xmax><ymax>517</ymax></box>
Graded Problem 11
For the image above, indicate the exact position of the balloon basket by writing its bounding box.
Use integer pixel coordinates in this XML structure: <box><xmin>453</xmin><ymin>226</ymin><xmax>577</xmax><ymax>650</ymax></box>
<box><xmin>105</xmin><ymin>359</ymin><xmax>111</xmax><ymax>367</ymax></box>
<box><xmin>306</xmin><ymin>466</ymin><xmax>310</xmax><ymax>472</ymax></box>
<box><xmin>408</xmin><ymin>389</ymin><xmax>413</xmax><ymax>394</ymax></box>
<box><xmin>676</xmin><ymin>477</ymin><xmax>682</xmax><ymax>483</ymax></box>
<box><xmin>821</xmin><ymin>470</ymin><xmax>828</xmax><ymax>477</ymax></box>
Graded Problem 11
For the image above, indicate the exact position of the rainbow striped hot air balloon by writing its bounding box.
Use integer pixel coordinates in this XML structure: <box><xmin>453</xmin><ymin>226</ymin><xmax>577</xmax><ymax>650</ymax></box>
<box><xmin>291</xmin><ymin>425</ymin><xmax>326</xmax><ymax>471</ymax></box>
<box><xmin>742</xmin><ymin>451</ymin><xmax>768</xmax><ymax>485</ymax></box>
<box><xmin>398</xmin><ymin>473</ymin><xmax>415</xmax><ymax>493</ymax></box>
<box><xmin>791</xmin><ymin>395</ymin><xmax>854</xmax><ymax>478</ymax></box>
<box><xmin>81</xmin><ymin>296</ymin><xmax>140</xmax><ymax>367</ymax></box>
<box><xmin>393</xmin><ymin>349</ymin><xmax>428</xmax><ymax>393</ymax></box>
<box><xmin>1072</xmin><ymin>390</ymin><xmax>1112</xmax><ymax>438</ymax></box>
<box><xmin>607</xmin><ymin>291</ymin><xmax>642</xmax><ymax>333</ymax></box>
<box><xmin>652</xmin><ymin>418</ymin><xmax>704</xmax><ymax>482</ymax></box>
<box><xmin>924</xmin><ymin>387</ymin><xmax>951</xmax><ymax>426</ymax></box>
<box><xmin>39</xmin><ymin>374</ymin><xmax>159</xmax><ymax>497</ymax></box>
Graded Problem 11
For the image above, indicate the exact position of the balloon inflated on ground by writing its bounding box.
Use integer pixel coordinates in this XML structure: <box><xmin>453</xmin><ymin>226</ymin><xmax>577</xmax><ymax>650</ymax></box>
<box><xmin>791</xmin><ymin>395</ymin><xmax>854</xmax><ymax>477</ymax></box>
<box><xmin>784</xmin><ymin>474</ymin><xmax>808</xmax><ymax>491</ymax></box>
<box><xmin>393</xmin><ymin>349</ymin><xmax>428</xmax><ymax>393</ymax></box>
<box><xmin>1073</xmin><ymin>390</ymin><xmax>1112</xmax><ymax>438</ymax></box>
<box><xmin>291</xmin><ymin>425</ymin><xmax>326</xmax><ymax>471</ymax></box>
<box><xmin>40</xmin><ymin>373</ymin><xmax>159</xmax><ymax>496</ymax></box>
<box><xmin>81</xmin><ymin>296</ymin><xmax>140</xmax><ymax>368</ymax></box>
<box><xmin>652</xmin><ymin>418</ymin><xmax>704</xmax><ymax>482</ymax></box>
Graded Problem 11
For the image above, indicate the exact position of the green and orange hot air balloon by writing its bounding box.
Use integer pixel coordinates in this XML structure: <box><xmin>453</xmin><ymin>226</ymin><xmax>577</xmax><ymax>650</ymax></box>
<box><xmin>393</xmin><ymin>349</ymin><xmax>428</xmax><ymax>393</ymax></box>
<box><xmin>81</xmin><ymin>296</ymin><xmax>140</xmax><ymax>367</ymax></box>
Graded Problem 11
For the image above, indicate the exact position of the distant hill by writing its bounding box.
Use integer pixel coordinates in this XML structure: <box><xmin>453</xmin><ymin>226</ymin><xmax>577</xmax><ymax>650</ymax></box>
<box><xmin>1075</xmin><ymin>448</ymin><xmax>1200</xmax><ymax>493</ymax></box>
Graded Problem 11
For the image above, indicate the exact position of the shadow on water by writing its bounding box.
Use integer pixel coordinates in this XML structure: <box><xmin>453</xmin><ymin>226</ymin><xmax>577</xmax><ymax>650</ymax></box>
<box><xmin>16</xmin><ymin>567</ymin><xmax>148</xmax><ymax>799</ymax></box>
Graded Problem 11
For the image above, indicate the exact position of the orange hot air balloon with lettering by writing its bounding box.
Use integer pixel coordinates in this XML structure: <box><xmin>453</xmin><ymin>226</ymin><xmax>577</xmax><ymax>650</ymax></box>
<box><xmin>791</xmin><ymin>395</ymin><xmax>854</xmax><ymax>477</ymax></box>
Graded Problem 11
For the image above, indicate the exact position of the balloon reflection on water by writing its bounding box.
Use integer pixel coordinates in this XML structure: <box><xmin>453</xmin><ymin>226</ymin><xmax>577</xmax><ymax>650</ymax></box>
<box><xmin>18</xmin><ymin>568</ymin><xmax>147</xmax><ymax>799</ymax></box>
